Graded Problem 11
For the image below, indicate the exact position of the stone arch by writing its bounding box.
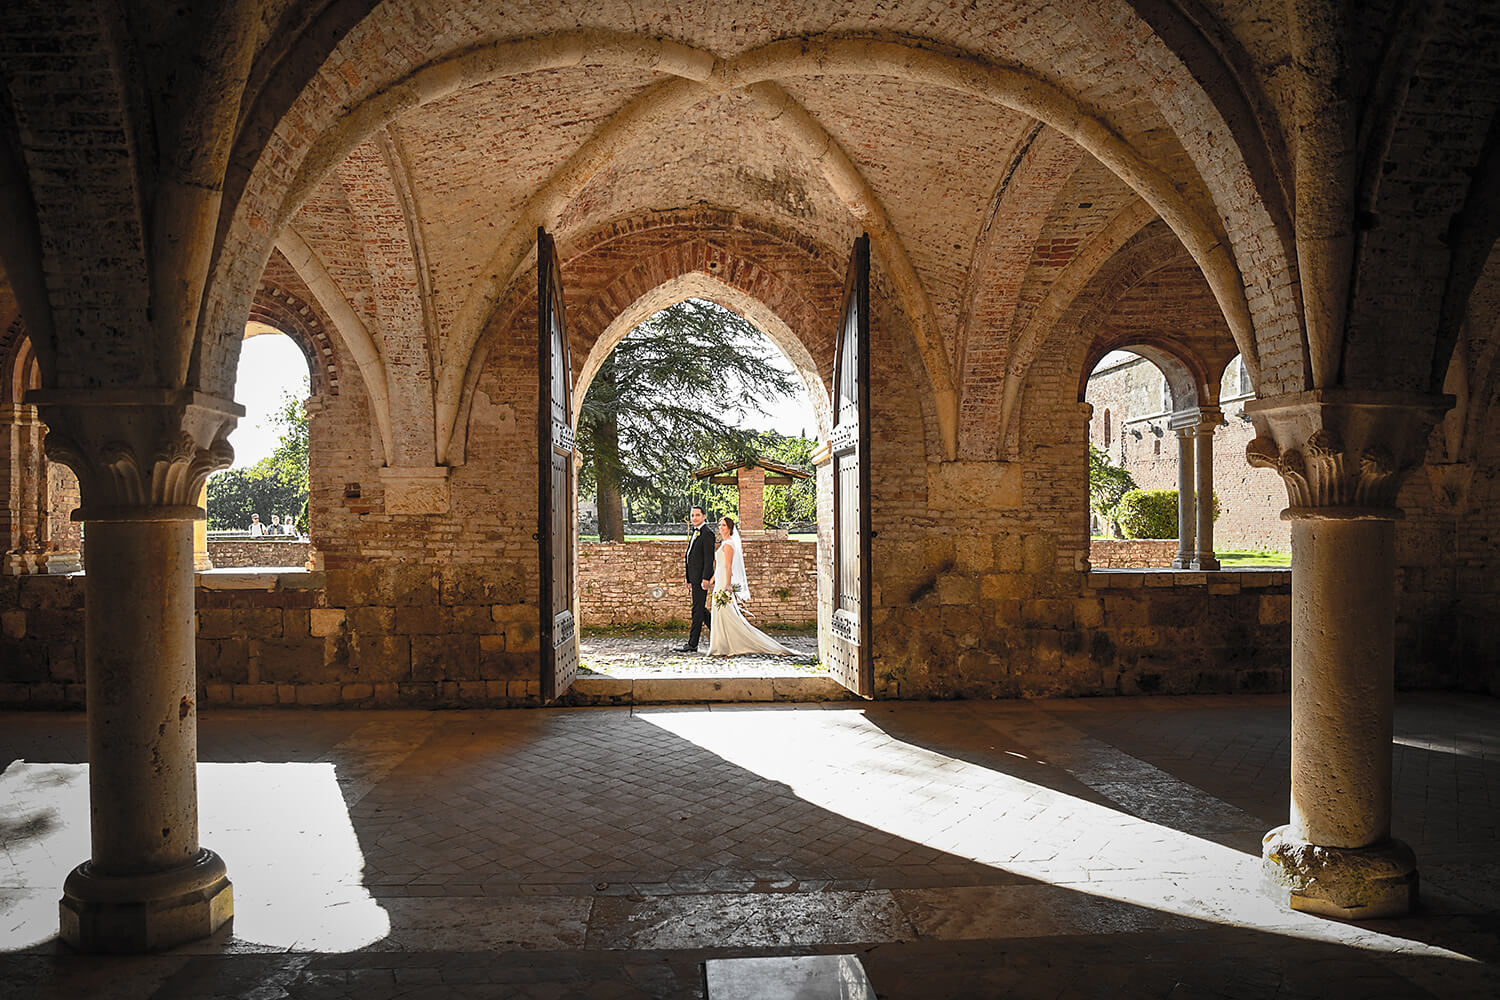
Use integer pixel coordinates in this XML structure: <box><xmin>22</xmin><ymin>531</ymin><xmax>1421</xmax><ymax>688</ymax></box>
<box><xmin>452</xmin><ymin>210</ymin><xmax>881</xmax><ymax>464</ymax></box>
<box><xmin>0</xmin><ymin>320</ymin><xmax>81</xmax><ymax>574</ymax></box>
<box><xmin>247</xmin><ymin>281</ymin><xmax>342</xmax><ymax>399</ymax></box>
<box><xmin>572</xmin><ymin>272</ymin><xmax>831</xmax><ymax>439</ymax></box>
<box><xmin>0</xmin><ymin>312</ymin><xmax>29</xmax><ymax>405</ymax></box>
<box><xmin>202</xmin><ymin>13</ymin><xmax>1302</xmax><ymax>435</ymax></box>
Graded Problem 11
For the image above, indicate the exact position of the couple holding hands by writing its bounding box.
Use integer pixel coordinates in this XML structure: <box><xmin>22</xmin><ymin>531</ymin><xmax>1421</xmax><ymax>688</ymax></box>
<box><xmin>678</xmin><ymin>505</ymin><xmax>797</xmax><ymax>658</ymax></box>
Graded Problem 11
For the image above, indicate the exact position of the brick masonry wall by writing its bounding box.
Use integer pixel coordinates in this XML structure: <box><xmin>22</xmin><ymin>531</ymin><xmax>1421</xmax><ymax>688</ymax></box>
<box><xmin>1088</xmin><ymin>539</ymin><xmax>1180</xmax><ymax>568</ymax></box>
<box><xmin>579</xmin><ymin>539</ymin><xmax>816</xmax><ymax>626</ymax></box>
<box><xmin>0</xmin><ymin>567</ymin><xmax>1292</xmax><ymax>708</ymax></box>
<box><xmin>208</xmin><ymin>540</ymin><xmax>312</xmax><ymax>568</ymax></box>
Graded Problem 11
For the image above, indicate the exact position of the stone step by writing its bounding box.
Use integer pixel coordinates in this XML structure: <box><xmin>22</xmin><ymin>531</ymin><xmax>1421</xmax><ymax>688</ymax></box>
<box><xmin>568</xmin><ymin>675</ymin><xmax>853</xmax><ymax>705</ymax></box>
<box><xmin>704</xmin><ymin>955</ymin><xmax>875</xmax><ymax>999</ymax></box>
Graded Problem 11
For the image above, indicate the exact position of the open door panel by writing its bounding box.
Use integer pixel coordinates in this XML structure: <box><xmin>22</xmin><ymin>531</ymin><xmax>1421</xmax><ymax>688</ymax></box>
<box><xmin>830</xmin><ymin>234</ymin><xmax>872</xmax><ymax>697</ymax></box>
<box><xmin>538</xmin><ymin>228</ymin><xmax>579</xmax><ymax>702</ymax></box>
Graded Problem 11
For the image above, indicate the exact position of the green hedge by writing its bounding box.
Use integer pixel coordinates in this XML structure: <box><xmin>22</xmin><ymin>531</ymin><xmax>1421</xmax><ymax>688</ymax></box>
<box><xmin>1116</xmin><ymin>488</ymin><xmax>1220</xmax><ymax>539</ymax></box>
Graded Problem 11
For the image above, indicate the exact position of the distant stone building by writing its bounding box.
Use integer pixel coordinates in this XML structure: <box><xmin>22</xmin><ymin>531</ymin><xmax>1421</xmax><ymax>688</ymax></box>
<box><xmin>1087</xmin><ymin>353</ymin><xmax>1289</xmax><ymax>552</ymax></box>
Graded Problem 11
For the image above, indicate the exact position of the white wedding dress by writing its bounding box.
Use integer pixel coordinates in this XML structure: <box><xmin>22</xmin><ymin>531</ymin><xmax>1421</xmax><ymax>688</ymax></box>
<box><xmin>706</xmin><ymin>532</ymin><xmax>798</xmax><ymax>657</ymax></box>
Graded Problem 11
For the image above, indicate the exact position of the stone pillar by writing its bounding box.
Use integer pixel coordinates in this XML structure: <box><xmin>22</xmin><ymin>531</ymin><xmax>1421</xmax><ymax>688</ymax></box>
<box><xmin>1167</xmin><ymin>413</ymin><xmax>1197</xmax><ymax>568</ymax></box>
<box><xmin>30</xmin><ymin>388</ymin><xmax>240</xmax><ymax>952</ymax></box>
<box><xmin>1246</xmin><ymin>389</ymin><xmax>1448</xmax><ymax>919</ymax></box>
<box><xmin>1192</xmin><ymin>407</ymin><xmax>1224</xmax><ymax>570</ymax></box>
<box><xmin>1</xmin><ymin>403</ymin><xmax>44</xmax><ymax>574</ymax></box>
<box><xmin>193</xmin><ymin>482</ymin><xmax>213</xmax><ymax>571</ymax></box>
<box><xmin>737</xmin><ymin>465</ymin><xmax>766</xmax><ymax>534</ymax></box>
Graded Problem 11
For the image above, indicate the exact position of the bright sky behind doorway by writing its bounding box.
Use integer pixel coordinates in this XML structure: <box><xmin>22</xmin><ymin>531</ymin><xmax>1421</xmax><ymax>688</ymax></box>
<box><xmin>695</xmin><ymin>302</ymin><xmax>818</xmax><ymax>440</ymax></box>
<box><xmin>228</xmin><ymin>333</ymin><xmax>310</xmax><ymax>468</ymax></box>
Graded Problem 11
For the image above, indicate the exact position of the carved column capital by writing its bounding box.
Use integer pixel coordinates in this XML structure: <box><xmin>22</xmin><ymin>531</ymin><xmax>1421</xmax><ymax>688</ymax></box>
<box><xmin>27</xmin><ymin>389</ymin><xmax>243</xmax><ymax>521</ymax></box>
<box><xmin>1167</xmin><ymin>405</ymin><xmax>1224</xmax><ymax>435</ymax></box>
<box><xmin>1243</xmin><ymin>390</ymin><xmax>1449</xmax><ymax>519</ymax></box>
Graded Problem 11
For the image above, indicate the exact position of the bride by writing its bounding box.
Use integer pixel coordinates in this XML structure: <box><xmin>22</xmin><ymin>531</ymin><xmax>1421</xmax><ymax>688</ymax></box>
<box><xmin>706</xmin><ymin>516</ymin><xmax>799</xmax><ymax>657</ymax></box>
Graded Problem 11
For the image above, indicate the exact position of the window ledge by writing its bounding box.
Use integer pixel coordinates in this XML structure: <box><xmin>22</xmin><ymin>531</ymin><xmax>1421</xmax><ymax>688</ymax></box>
<box><xmin>1086</xmin><ymin>567</ymin><xmax>1290</xmax><ymax>588</ymax></box>
<box><xmin>196</xmin><ymin>567</ymin><xmax>322</xmax><ymax>591</ymax></box>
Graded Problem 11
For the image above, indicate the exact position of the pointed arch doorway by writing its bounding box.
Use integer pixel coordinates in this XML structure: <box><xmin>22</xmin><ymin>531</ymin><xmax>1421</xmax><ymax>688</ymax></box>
<box><xmin>537</xmin><ymin>231</ymin><xmax>873</xmax><ymax>702</ymax></box>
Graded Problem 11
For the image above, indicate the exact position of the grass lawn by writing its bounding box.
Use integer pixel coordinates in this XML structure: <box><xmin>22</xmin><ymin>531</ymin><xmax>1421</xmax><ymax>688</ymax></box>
<box><xmin>1215</xmin><ymin>548</ymin><xmax>1291</xmax><ymax>567</ymax></box>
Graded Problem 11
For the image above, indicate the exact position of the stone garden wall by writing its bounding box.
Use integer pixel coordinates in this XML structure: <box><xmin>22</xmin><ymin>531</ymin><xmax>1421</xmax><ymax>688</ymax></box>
<box><xmin>1088</xmin><ymin>539</ymin><xmax>1181</xmax><ymax>569</ymax></box>
<box><xmin>579</xmin><ymin>539</ymin><xmax>817</xmax><ymax>626</ymax></box>
<box><xmin>207</xmin><ymin>539</ymin><xmax>312</xmax><ymax>568</ymax></box>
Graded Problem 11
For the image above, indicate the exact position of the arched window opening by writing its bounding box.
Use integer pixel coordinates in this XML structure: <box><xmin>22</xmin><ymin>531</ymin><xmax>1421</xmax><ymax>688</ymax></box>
<box><xmin>1213</xmin><ymin>354</ymin><xmax>1291</xmax><ymax>562</ymax></box>
<box><xmin>205</xmin><ymin>329</ymin><xmax>313</xmax><ymax>568</ymax></box>
<box><xmin>1084</xmin><ymin>349</ymin><xmax>1197</xmax><ymax>568</ymax></box>
<box><xmin>1</xmin><ymin>340</ymin><xmax>81</xmax><ymax>575</ymax></box>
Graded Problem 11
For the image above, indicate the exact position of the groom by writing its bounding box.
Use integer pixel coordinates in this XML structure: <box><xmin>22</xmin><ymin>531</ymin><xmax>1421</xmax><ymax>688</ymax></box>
<box><xmin>678</xmin><ymin>505</ymin><xmax>717</xmax><ymax>652</ymax></box>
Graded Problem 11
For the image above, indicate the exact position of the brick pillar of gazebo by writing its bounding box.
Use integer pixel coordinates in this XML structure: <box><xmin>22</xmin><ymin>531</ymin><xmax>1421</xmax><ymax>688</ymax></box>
<box><xmin>737</xmin><ymin>465</ymin><xmax>767</xmax><ymax>534</ymax></box>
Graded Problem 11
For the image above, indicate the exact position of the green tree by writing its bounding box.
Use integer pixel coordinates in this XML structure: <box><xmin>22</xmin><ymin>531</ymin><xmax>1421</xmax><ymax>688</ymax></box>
<box><xmin>207</xmin><ymin>384</ymin><xmax>310</xmax><ymax>532</ymax></box>
<box><xmin>1088</xmin><ymin>443</ymin><xmax>1136</xmax><ymax>536</ymax></box>
<box><xmin>577</xmin><ymin>299</ymin><xmax>801</xmax><ymax>540</ymax></box>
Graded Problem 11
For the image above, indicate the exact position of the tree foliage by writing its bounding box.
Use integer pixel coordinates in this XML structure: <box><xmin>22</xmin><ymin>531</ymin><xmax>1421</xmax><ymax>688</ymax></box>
<box><xmin>1116</xmin><ymin>488</ymin><xmax>1220</xmax><ymax>539</ymax></box>
<box><xmin>1088</xmin><ymin>443</ymin><xmax>1137</xmax><ymax>530</ymax></box>
<box><xmin>577</xmin><ymin>299</ymin><xmax>802</xmax><ymax>539</ymax></box>
<box><xmin>207</xmin><ymin>385</ymin><xmax>310</xmax><ymax>532</ymax></box>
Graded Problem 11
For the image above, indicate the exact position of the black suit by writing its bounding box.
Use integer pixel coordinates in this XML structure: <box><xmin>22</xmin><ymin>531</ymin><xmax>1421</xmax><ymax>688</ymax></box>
<box><xmin>685</xmin><ymin>521</ymin><xmax>717</xmax><ymax>649</ymax></box>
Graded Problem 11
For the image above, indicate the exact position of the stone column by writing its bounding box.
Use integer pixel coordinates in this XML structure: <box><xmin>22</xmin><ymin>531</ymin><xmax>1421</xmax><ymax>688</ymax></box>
<box><xmin>737</xmin><ymin>465</ymin><xmax>766</xmax><ymax>534</ymax></box>
<box><xmin>193</xmin><ymin>482</ymin><xmax>213</xmax><ymax>571</ymax></box>
<box><xmin>1192</xmin><ymin>407</ymin><xmax>1224</xmax><ymax>571</ymax></box>
<box><xmin>1</xmin><ymin>403</ymin><xmax>44</xmax><ymax>574</ymax></box>
<box><xmin>1167</xmin><ymin>413</ymin><xmax>1197</xmax><ymax>568</ymax></box>
<box><xmin>30</xmin><ymin>388</ymin><xmax>240</xmax><ymax>952</ymax></box>
<box><xmin>1246</xmin><ymin>389</ymin><xmax>1447</xmax><ymax>919</ymax></box>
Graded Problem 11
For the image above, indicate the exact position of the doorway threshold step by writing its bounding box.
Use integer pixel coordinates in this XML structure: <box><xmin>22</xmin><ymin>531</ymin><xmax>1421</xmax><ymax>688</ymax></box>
<box><xmin>704</xmin><ymin>955</ymin><xmax>875</xmax><ymax>999</ymax></box>
<box><xmin>569</xmin><ymin>675</ymin><xmax>853</xmax><ymax>705</ymax></box>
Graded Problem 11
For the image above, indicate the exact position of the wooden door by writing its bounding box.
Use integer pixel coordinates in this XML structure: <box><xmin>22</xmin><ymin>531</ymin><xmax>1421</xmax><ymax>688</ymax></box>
<box><xmin>538</xmin><ymin>228</ymin><xmax>578</xmax><ymax>701</ymax></box>
<box><xmin>830</xmin><ymin>235</ymin><xmax>872</xmax><ymax>697</ymax></box>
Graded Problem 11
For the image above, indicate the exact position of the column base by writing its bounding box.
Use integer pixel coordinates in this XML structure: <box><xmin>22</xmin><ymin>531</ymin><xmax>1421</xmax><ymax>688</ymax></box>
<box><xmin>59</xmin><ymin>849</ymin><xmax>233</xmax><ymax>953</ymax></box>
<box><xmin>1172</xmin><ymin>554</ymin><xmax>1195</xmax><ymax>569</ymax></box>
<box><xmin>1191</xmin><ymin>555</ymin><xmax>1220</xmax><ymax>571</ymax></box>
<box><xmin>1261</xmin><ymin>826</ymin><xmax>1417</xmax><ymax>919</ymax></box>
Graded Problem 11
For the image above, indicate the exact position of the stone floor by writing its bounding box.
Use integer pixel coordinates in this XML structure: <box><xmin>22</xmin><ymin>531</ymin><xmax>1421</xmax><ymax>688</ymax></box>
<box><xmin>2</xmin><ymin>693</ymin><xmax>1498</xmax><ymax>998</ymax></box>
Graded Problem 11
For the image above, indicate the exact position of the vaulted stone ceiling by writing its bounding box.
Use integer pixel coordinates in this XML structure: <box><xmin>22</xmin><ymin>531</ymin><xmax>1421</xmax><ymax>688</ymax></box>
<box><xmin>262</xmin><ymin>1</ymin><xmax>1252</xmax><ymax>471</ymax></box>
<box><xmin>2</xmin><ymin>0</ymin><xmax>1497</xmax><ymax>469</ymax></box>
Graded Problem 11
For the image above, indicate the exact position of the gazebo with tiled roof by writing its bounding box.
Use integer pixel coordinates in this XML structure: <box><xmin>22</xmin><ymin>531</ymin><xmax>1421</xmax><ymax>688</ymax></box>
<box><xmin>691</xmin><ymin>458</ymin><xmax>811</xmax><ymax>536</ymax></box>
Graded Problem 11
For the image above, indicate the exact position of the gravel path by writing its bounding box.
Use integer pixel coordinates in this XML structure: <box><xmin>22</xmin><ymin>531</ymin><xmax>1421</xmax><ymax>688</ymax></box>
<box><xmin>579</xmin><ymin>628</ymin><xmax>824</xmax><ymax>678</ymax></box>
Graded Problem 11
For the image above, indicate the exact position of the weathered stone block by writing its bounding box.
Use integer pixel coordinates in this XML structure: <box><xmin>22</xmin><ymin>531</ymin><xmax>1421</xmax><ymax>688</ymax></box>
<box><xmin>196</xmin><ymin>609</ymin><xmax>236</xmax><ymax>639</ymax></box>
<box><xmin>937</xmin><ymin>574</ymin><xmax>978</xmax><ymax>605</ymax></box>
<box><xmin>296</xmin><ymin>683</ymin><xmax>341</xmax><ymax>705</ymax></box>
<box><xmin>310</xmin><ymin>608</ymin><xmax>346</xmax><ymax>636</ymax></box>
<box><xmin>232</xmin><ymin>684</ymin><xmax>277</xmax><ymax>706</ymax></box>
<box><xmin>1</xmin><ymin>610</ymin><xmax>25</xmax><ymax>639</ymax></box>
<box><xmin>348</xmin><ymin>605</ymin><xmax>395</xmax><ymax>634</ymax></box>
<box><xmin>391</xmin><ymin>563</ymin><xmax>439</xmax><ymax>606</ymax></box>
<box><xmin>1259</xmin><ymin>594</ymin><xmax>1292</xmax><ymax>624</ymax></box>
<box><xmin>232</xmin><ymin>608</ymin><xmax>284</xmax><ymax>638</ymax></box>
<box><xmin>351</xmin><ymin>634</ymin><xmax>410</xmax><ymax>681</ymax></box>
<box><xmin>412</xmin><ymin>633</ymin><xmax>480</xmax><ymax>680</ymax></box>
<box><xmin>394</xmin><ymin>604</ymin><xmax>448</xmax><ymax>635</ymax></box>
<box><xmin>249</xmin><ymin>639</ymin><xmax>326</xmax><ymax>683</ymax></box>
<box><xmin>1073</xmin><ymin>598</ymin><xmax>1105</xmax><ymax>628</ymax></box>
<box><xmin>1021</xmin><ymin>535</ymin><xmax>1055</xmax><ymax>574</ymax></box>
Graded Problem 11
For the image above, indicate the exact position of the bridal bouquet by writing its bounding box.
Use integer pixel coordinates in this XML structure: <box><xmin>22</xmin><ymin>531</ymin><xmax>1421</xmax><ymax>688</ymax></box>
<box><xmin>712</xmin><ymin>584</ymin><xmax>744</xmax><ymax>609</ymax></box>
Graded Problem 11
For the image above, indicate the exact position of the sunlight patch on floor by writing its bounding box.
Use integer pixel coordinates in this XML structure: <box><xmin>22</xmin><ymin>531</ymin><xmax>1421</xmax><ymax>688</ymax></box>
<box><xmin>0</xmin><ymin>760</ymin><xmax>388</xmax><ymax>953</ymax></box>
<box><xmin>639</xmin><ymin>708</ymin><xmax>1474</xmax><ymax>962</ymax></box>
